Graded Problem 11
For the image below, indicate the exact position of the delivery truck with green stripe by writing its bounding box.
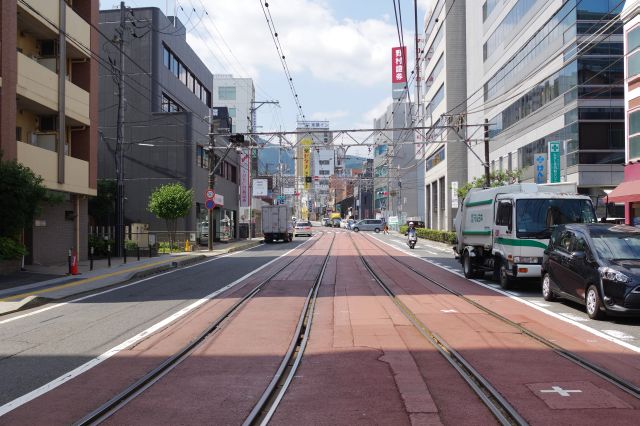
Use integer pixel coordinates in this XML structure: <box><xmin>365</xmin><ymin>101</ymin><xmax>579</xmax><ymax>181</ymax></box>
<box><xmin>453</xmin><ymin>183</ymin><xmax>596</xmax><ymax>289</ymax></box>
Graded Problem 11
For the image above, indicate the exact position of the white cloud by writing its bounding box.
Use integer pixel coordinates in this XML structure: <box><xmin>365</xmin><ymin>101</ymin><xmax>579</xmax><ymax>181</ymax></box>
<box><xmin>188</xmin><ymin>0</ymin><xmax>402</xmax><ymax>87</ymax></box>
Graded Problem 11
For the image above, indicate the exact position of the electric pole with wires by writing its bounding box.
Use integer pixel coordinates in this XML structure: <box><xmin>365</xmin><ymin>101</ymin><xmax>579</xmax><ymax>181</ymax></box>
<box><xmin>114</xmin><ymin>1</ymin><xmax>127</xmax><ymax>258</ymax></box>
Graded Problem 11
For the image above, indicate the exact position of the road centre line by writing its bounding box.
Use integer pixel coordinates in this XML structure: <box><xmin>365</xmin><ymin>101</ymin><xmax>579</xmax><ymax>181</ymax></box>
<box><xmin>0</xmin><ymin>238</ymin><xmax>315</xmax><ymax>417</ymax></box>
<box><xmin>370</xmin><ymin>235</ymin><xmax>640</xmax><ymax>354</ymax></box>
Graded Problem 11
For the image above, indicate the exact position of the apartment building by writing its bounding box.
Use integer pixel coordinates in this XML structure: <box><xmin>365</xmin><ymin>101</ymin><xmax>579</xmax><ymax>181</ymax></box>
<box><xmin>466</xmin><ymin>0</ymin><xmax>625</xmax><ymax>216</ymax></box>
<box><xmin>610</xmin><ymin>0</ymin><xmax>640</xmax><ymax>224</ymax></box>
<box><xmin>1</xmin><ymin>0</ymin><xmax>98</xmax><ymax>264</ymax></box>
<box><xmin>420</xmin><ymin>0</ymin><xmax>468</xmax><ymax>231</ymax></box>
<box><xmin>99</xmin><ymin>7</ymin><xmax>240</xmax><ymax>241</ymax></box>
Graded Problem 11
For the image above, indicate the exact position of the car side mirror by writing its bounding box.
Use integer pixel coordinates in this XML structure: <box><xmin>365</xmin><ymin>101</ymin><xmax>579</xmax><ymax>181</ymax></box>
<box><xmin>571</xmin><ymin>251</ymin><xmax>586</xmax><ymax>260</ymax></box>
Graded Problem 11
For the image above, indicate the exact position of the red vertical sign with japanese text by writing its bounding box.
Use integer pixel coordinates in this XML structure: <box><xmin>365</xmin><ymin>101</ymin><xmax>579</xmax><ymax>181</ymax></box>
<box><xmin>391</xmin><ymin>46</ymin><xmax>407</xmax><ymax>83</ymax></box>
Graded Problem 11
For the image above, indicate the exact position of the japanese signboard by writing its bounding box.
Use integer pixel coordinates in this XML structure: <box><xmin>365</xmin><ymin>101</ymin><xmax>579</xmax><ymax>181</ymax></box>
<box><xmin>391</xmin><ymin>46</ymin><xmax>407</xmax><ymax>83</ymax></box>
<box><xmin>451</xmin><ymin>181</ymin><xmax>459</xmax><ymax>209</ymax></box>
<box><xmin>253</xmin><ymin>179</ymin><xmax>268</xmax><ymax>196</ymax></box>
<box><xmin>240</xmin><ymin>153</ymin><xmax>250</xmax><ymax>207</ymax></box>
<box><xmin>548</xmin><ymin>141</ymin><xmax>561</xmax><ymax>183</ymax></box>
<box><xmin>534</xmin><ymin>153</ymin><xmax>547</xmax><ymax>184</ymax></box>
<box><xmin>302</xmin><ymin>138</ymin><xmax>312</xmax><ymax>190</ymax></box>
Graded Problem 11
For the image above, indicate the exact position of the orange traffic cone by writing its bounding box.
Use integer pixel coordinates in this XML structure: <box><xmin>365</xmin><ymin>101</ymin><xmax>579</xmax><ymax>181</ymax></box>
<box><xmin>71</xmin><ymin>250</ymin><xmax>79</xmax><ymax>275</ymax></box>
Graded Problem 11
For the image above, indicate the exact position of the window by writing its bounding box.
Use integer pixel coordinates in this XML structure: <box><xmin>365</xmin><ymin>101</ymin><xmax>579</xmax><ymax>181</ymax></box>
<box><xmin>319</xmin><ymin>160</ymin><xmax>330</xmax><ymax>165</ymax></box>
<box><xmin>319</xmin><ymin>170</ymin><xmax>330</xmax><ymax>175</ymax></box>
<box><xmin>557</xmin><ymin>231</ymin><xmax>575</xmax><ymax>253</ymax></box>
<box><xmin>163</xmin><ymin>45</ymin><xmax>170</xmax><ymax>68</ymax></box>
<box><xmin>629</xmin><ymin>26</ymin><xmax>640</xmax><ymax>54</ymax></box>
<box><xmin>496</xmin><ymin>201</ymin><xmax>513</xmax><ymax>228</ymax></box>
<box><xmin>187</xmin><ymin>72</ymin><xmax>194</xmax><ymax>91</ymax></box>
<box><xmin>218</xmin><ymin>86</ymin><xmax>236</xmax><ymax>100</ymax></box>
<box><xmin>179</xmin><ymin>64</ymin><xmax>187</xmax><ymax>84</ymax></box>
<box><xmin>629</xmin><ymin>52</ymin><xmax>640</xmax><ymax>79</ymax></box>
<box><xmin>228</xmin><ymin>108</ymin><xmax>236</xmax><ymax>118</ymax></box>
<box><xmin>16</xmin><ymin>127</ymin><xmax>22</xmax><ymax>142</ymax></box>
<box><xmin>515</xmin><ymin>199</ymin><xmax>596</xmax><ymax>238</ymax></box>
<box><xmin>161</xmin><ymin>93</ymin><xmax>182</xmax><ymax>112</ymax></box>
<box><xmin>171</xmin><ymin>55</ymin><xmax>179</xmax><ymax>77</ymax></box>
<box><xmin>196</xmin><ymin>145</ymin><xmax>204</xmax><ymax>168</ymax></box>
<box><xmin>439</xmin><ymin>177</ymin><xmax>445</xmax><ymax>211</ymax></box>
<box><xmin>629</xmin><ymin>110</ymin><xmax>640</xmax><ymax>161</ymax></box>
<box><xmin>230</xmin><ymin>165</ymin><xmax>237</xmax><ymax>183</ymax></box>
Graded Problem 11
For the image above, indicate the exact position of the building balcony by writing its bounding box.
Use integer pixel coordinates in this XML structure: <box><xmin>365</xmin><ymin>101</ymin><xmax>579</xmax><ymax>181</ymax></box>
<box><xmin>17</xmin><ymin>52</ymin><xmax>90</xmax><ymax>126</ymax></box>
<box><xmin>17</xmin><ymin>141</ymin><xmax>96</xmax><ymax>196</ymax></box>
<box><xmin>18</xmin><ymin>0</ymin><xmax>90</xmax><ymax>59</ymax></box>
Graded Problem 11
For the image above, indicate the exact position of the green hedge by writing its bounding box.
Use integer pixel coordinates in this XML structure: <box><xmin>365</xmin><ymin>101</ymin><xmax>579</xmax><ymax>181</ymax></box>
<box><xmin>0</xmin><ymin>237</ymin><xmax>27</xmax><ymax>260</ymax></box>
<box><xmin>399</xmin><ymin>225</ymin><xmax>457</xmax><ymax>244</ymax></box>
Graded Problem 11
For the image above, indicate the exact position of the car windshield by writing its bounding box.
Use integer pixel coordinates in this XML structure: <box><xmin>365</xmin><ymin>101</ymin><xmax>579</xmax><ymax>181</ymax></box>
<box><xmin>516</xmin><ymin>199</ymin><xmax>596</xmax><ymax>239</ymax></box>
<box><xmin>591</xmin><ymin>233</ymin><xmax>640</xmax><ymax>260</ymax></box>
<box><xmin>296</xmin><ymin>222</ymin><xmax>311</xmax><ymax>227</ymax></box>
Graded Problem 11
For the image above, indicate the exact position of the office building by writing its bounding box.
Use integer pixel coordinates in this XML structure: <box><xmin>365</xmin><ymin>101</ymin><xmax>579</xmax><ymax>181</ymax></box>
<box><xmin>419</xmin><ymin>0</ymin><xmax>468</xmax><ymax>231</ymax></box>
<box><xmin>372</xmin><ymin>101</ymin><xmax>418</xmax><ymax>223</ymax></box>
<box><xmin>466</xmin><ymin>0</ymin><xmax>625</xmax><ymax>216</ymax></box>
<box><xmin>99</xmin><ymin>7</ymin><xmax>239</xmax><ymax>241</ymax></box>
<box><xmin>609</xmin><ymin>0</ymin><xmax>640</xmax><ymax>224</ymax></box>
<box><xmin>295</xmin><ymin>120</ymin><xmax>332</xmax><ymax>219</ymax></box>
<box><xmin>1</xmin><ymin>0</ymin><xmax>98</xmax><ymax>264</ymax></box>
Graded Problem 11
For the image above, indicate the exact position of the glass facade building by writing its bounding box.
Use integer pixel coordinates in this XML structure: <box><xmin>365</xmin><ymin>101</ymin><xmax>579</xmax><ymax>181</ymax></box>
<box><xmin>475</xmin><ymin>0</ymin><xmax>625</xmax><ymax>204</ymax></box>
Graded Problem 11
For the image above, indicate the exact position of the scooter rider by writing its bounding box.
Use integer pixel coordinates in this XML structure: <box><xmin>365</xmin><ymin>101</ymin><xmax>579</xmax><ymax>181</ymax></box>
<box><xmin>406</xmin><ymin>221</ymin><xmax>417</xmax><ymax>248</ymax></box>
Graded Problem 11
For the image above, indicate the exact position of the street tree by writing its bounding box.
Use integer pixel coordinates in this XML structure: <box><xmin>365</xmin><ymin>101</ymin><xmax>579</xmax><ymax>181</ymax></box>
<box><xmin>148</xmin><ymin>183</ymin><xmax>193</xmax><ymax>250</ymax></box>
<box><xmin>0</xmin><ymin>153</ymin><xmax>47</xmax><ymax>259</ymax></box>
<box><xmin>457</xmin><ymin>169</ymin><xmax>522</xmax><ymax>200</ymax></box>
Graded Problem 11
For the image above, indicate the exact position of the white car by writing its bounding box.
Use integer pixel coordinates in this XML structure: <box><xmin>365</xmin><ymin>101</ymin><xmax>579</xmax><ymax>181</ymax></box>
<box><xmin>294</xmin><ymin>221</ymin><xmax>313</xmax><ymax>236</ymax></box>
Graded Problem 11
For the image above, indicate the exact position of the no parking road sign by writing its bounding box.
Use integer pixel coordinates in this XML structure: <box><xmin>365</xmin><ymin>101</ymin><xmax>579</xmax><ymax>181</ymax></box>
<box><xmin>205</xmin><ymin>189</ymin><xmax>215</xmax><ymax>199</ymax></box>
<box><xmin>206</xmin><ymin>199</ymin><xmax>216</xmax><ymax>210</ymax></box>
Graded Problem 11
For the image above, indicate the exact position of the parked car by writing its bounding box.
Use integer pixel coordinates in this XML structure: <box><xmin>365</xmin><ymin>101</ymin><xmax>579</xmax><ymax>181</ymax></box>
<box><xmin>322</xmin><ymin>218</ymin><xmax>331</xmax><ymax>227</ymax></box>
<box><xmin>294</xmin><ymin>221</ymin><xmax>313</xmax><ymax>237</ymax></box>
<box><xmin>351</xmin><ymin>219</ymin><xmax>384</xmax><ymax>233</ymax></box>
<box><xmin>332</xmin><ymin>218</ymin><xmax>341</xmax><ymax>228</ymax></box>
<box><xmin>542</xmin><ymin>223</ymin><xmax>640</xmax><ymax>320</ymax></box>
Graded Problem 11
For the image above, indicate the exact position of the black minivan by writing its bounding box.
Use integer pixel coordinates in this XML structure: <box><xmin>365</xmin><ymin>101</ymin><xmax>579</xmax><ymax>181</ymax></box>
<box><xmin>542</xmin><ymin>224</ymin><xmax>640</xmax><ymax>320</ymax></box>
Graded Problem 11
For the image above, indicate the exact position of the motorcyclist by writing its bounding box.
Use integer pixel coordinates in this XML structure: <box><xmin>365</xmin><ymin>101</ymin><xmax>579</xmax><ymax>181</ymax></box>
<box><xmin>407</xmin><ymin>222</ymin><xmax>416</xmax><ymax>235</ymax></box>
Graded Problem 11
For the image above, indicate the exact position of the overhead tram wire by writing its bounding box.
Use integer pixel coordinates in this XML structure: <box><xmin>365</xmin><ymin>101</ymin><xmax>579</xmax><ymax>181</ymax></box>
<box><xmin>259</xmin><ymin>0</ymin><xmax>307</xmax><ymax>120</ymax></box>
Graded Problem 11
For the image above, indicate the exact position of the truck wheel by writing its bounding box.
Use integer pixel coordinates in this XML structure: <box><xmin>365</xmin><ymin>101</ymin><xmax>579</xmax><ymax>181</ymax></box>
<box><xmin>462</xmin><ymin>252</ymin><xmax>475</xmax><ymax>279</ymax></box>
<box><xmin>499</xmin><ymin>264</ymin><xmax>513</xmax><ymax>290</ymax></box>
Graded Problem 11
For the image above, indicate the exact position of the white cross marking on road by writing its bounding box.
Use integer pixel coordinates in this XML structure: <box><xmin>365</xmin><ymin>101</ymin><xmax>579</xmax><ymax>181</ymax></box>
<box><xmin>540</xmin><ymin>386</ymin><xmax>582</xmax><ymax>397</ymax></box>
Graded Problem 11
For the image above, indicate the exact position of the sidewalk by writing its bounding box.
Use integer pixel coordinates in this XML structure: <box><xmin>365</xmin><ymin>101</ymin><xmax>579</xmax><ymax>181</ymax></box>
<box><xmin>0</xmin><ymin>239</ymin><xmax>262</xmax><ymax>316</ymax></box>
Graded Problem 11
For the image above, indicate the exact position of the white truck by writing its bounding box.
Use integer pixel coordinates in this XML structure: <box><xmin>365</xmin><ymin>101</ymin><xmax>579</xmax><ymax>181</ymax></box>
<box><xmin>262</xmin><ymin>205</ymin><xmax>294</xmax><ymax>243</ymax></box>
<box><xmin>453</xmin><ymin>183</ymin><xmax>596</xmax><ymax>288</ymax></box>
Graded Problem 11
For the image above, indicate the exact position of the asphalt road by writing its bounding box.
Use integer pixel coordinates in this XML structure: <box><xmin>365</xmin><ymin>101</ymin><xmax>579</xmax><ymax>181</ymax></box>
<box><xmin>0</xmin><ymin>240</ymin><xmax>310</xmax><ymax>407</ymax></box>
<box><xmin>370</xmin><ymin>231</ymin><xmax>640</xmax><ymax>349</ymax></box>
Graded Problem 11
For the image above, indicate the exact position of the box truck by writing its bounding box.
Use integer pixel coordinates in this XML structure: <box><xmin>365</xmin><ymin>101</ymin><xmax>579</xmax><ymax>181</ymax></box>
<box><xmin>453</xmin><ymin>183</ymin><xmax>596</xmax><ymax>288</ymax></box>
<box><xmin>262</xmin><ymin>205</ymin><xmax>294</xmax><ymax>243</ymax></box>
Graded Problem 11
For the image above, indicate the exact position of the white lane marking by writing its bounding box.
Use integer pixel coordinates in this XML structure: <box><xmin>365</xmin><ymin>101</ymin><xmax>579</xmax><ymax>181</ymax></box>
<box><xmin>441</xmin><ymin>309</ymin><xmax>458</xmax><ymax>313</ymax></box>
<box><xmin>0</xmin><ymin>239</ymin><xmax>315</xmax><ymax>417</ymax></box>
<box><xmin>0</xmin><ymin>240</ymin><xmax>283</xmax><ymax>325</ymax></box>
<box><xmin>558</xmin><ymin>312</ymin><xmax>589</xmax><ymax>322</ymax></box>
<box><xmin>540</xmin><ymin>386</ymin><xmax>582</xmax><ymax>397</ymax></box>
<box><xmin>530</xmin><ymin>301</ymin><xmax>551</xmax><ymax>308</ymax></box>
<box><xmin>602</xmin><ymin>330</ymin><xmax>635</xmax><ymax>341</ymax></box>
<box><xmin>370</xmin><ymin>235</ymin><xmax>640</xmax><ymax>353</ymax></box>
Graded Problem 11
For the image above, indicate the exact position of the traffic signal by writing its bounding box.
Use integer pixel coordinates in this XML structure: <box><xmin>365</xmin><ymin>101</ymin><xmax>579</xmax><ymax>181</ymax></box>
<box><xmin>305</xmin><ymin>176</ymin><xmax>312</xmax><ymax>183</ymax></box>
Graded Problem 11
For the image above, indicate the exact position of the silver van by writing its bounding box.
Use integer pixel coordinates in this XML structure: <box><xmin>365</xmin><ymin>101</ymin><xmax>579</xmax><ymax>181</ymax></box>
<box><xmin>351</xmin><ymin>219</ymin><xmax>384</xmax><ymax>233</ymax></box>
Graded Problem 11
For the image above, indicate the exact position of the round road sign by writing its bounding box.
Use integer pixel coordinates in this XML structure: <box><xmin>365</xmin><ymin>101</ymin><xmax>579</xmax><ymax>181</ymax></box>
<box><xmin>205</xmin><ymin>189</ymin><xmax>215</xmax><ymax>199</ymax></box>
<box><xmin>205</xmin><ymin>199</ymin><xmax>216</xmax><ymax>209</ymax></box>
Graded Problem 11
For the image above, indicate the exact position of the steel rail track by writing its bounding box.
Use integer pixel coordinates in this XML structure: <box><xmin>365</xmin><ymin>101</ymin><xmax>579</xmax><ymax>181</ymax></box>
<box><xmin>349</xmin><ymin>233</ymin><xmax>528</xmax><ymax>426</ymax></box>
<box><xmin>75</xmin><ymin>233</ymin><xmax>329</xmax><ymax>426</ymax></box>
<box><xmin>361</xmin><ymin>232</ymin><xmax>640</xmax><ymax>401</ymax></box>
<box><xmin>244</xmin><ymin>232</ymin><xmax>336</xmax><ymax>426</ymax></box>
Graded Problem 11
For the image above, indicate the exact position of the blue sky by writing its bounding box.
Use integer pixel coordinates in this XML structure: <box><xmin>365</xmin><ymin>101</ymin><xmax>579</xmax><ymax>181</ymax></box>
<box><xmin>99</xmin><ymin>0</ymin><xmax>429</xmax><ymax>154</ymax></box>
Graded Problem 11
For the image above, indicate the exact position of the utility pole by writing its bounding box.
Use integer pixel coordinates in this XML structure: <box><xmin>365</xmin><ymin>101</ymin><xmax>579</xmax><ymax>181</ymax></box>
<box><xmin>484</xmin><ymin>118</ymin><xmax>491</xmax><ymax>188</ymax></box>
<box><xmin>115</xmin><ymin>1</ymin><xmax>126</xmax><ymax>257</ymax></box>
<box><xmin>414</xmin><ymin>0</ymin><xmax>420</xmax><ymax>138</ymax></box>
<box><xmin>207</xmin><ymin>111</ymin><xmax>215</xmax><ymax>251</ymax></box>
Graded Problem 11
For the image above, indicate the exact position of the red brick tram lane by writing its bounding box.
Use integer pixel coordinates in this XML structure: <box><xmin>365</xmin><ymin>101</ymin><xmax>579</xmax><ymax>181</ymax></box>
<box><xmin>353</xmin><ymin>232</ymin><xmax>640</xmax><ymax>424</ymax></box>
<box><xmin>269</xmin><ymin>231</ymin><xmax>497</xmax><ymax>425</ymax></box>
<box><xmin>0</xmin><ymin>234</ymin><xmax>330</xmax><ymax>425</ymax></box>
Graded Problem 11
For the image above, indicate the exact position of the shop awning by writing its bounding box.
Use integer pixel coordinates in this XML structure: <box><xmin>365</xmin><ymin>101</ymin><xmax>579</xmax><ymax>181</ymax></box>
<box><xmin>607</xmin><ymin>179</ymin><xmax>640</xmax><ymax>203</ymax></box>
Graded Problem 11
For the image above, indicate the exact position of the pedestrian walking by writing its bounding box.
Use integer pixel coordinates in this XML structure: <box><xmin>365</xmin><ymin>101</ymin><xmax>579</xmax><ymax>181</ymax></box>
<box><xmin>383</xmin><ymin>223</ymin><xmax>389</xmax><ymax>234</ymax></box>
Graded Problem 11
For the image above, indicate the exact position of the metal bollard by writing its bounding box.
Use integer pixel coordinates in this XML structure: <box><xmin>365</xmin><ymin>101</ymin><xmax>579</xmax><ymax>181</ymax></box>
<box><xmin>68</xmin><ymin>249</ymin><xmax>72</xmax><ymax>275</ymax></box>
<box><xmin>90</xmin><ymin>246</ymin><xmax>94</xmax><ymax>271</ymax></box>
<box><xmin>107</xmin><ymin>244</ymin><xmax>111</xmax><ymax>267</ymax></box>
<box><xmin>123</xmin><ymin>243</ymin><xmax>127</xmax><ymax>264</ymax></box>
<box><xmin>137</xmin><ymin>246</ymin><xmax>140</xmax><ymax>261</ymax></box>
